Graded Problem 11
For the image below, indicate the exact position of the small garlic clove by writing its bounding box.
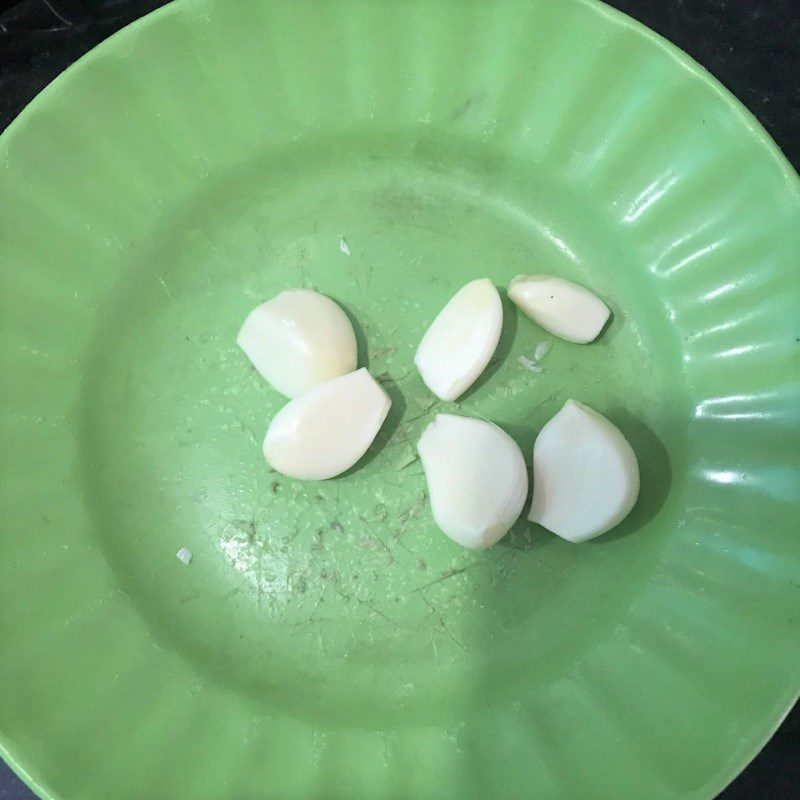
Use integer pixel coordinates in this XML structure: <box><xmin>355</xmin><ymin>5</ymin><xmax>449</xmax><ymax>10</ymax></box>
<box><xmin>508</xmin><ymin>275</ymin><xmax>610</xmax><ymax>344</ymax></box>
<box><xmin>529</xmin><ymin>400</ymin><xmax>639</xmax><ymax>542</ymax></box>
<box><xmin>237</xmin><ymin>289</ymin><xmax>357</xmax><ymax>397</ymax></box>
<box><xmin>418</xmin><ymin>414</ymin><xmax>528</xmax><ymax>550</ymax></box>
<box><xmin>263</xmin><ymin>368</ymin><xmax>390</xmax><ymax>480</ymax></box>
<box><xmin>414</xmin><ymin>278</ymin><xmax>502</xmax><ymax>401</ymax></box>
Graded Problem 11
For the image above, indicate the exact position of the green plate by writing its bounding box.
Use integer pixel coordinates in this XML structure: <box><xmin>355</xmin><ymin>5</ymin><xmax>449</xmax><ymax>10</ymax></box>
<box><xmin>1</xmin><ymin>1</ymin><xmax>798</xmax><ymax>798</ymax></box>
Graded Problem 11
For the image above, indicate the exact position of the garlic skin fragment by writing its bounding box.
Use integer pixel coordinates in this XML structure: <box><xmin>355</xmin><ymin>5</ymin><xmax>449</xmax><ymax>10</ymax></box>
<box><xmin>418</xmin><ymin>414</ymin><xmax>528</xmax><ymax>550</ymax></box>
<box><xmin>414</xmin><ymin>279</ymin><xmax>502</xmax><ymax>401</ymax></box>
<box><xmin>237</xmin><ymin>289</ymin><xmax>357</xmax><ymax>398</ymax></box>
<box><xmin>263</xmin><ymin>368</ymin><xmax>390</xmax><ymax>480</ymax></box>
<box><xmin>529</xmin><ymin>400</ymin><xmax>639</xmax><ymax>542</ymax></box>
<box><xmin>508</xmin><ymin>275</ymin><xmax>610</xmax><ymax>344</ymax></box>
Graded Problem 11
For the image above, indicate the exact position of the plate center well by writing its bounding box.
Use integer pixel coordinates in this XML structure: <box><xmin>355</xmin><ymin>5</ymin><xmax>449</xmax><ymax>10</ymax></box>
<box><xmin>79</xmin><ymin>133</ymin><xmax>678</xmax><ymax>725</ymax></box>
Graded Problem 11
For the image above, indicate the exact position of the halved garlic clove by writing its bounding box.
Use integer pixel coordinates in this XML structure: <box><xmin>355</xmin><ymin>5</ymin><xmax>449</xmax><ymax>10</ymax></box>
<box><xmin>414</xmin><ymin>278</ymin><xmax>502</xmax><ymax>401</ymax></box>
<box><xmin>529</xmin><ymin>400</ymin><xmax>639</xmax><ymax>542</ymax></box>
<box><xmin>508</xmin><ymin>275</ymin><xmax>610</xmax><ymax>344</ymax></box>
<box><xmin>237</xmin><ymin>289</ymin><xmax>357</xmax><ymax>397</ymax></box>
<box><xmin>263</xmin><ymin>368</ymin><xmax>390</xmax><ymax>480</ymax></box>
<box><xmin>418</xmin><ymin>414</ymin><xmax>528</xmax><ymax>550</ymax></box>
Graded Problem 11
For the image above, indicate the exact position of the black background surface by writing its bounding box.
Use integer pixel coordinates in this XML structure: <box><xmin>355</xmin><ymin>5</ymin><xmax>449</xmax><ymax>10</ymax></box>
<box><xmin>0</xmin><ymin>1</ymin><xmax>798</xmax><ymax>799</ymax></box>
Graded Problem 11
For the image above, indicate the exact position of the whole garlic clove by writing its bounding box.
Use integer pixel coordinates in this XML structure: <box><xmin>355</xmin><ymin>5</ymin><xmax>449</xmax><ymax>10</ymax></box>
<box><xmin>508</xmin><ymin>275</ymin><xmax>610</xmax><ymax>344</ymax></box>
<box><xmin>418</xmin><ymin>414</ymin><xmax>528</xmax><ymax>550</ymax></box>
<box><xmin>263</xmin><ymin>368</ymin><xmax>390</xmax><ymax>480</ymax></box>
<box><xmin>529</xmin><ymin>400</ymin><xmax>639</xmax><ymax>542</ymax></box>
<box><xmin>237</xmin><ymin>289</ymin><xmax>357</xmax><ymax>397</ymax></box>
<box><xmin>414</xmin><ymin>278</ymin><xmax>502</xmax><ymax>401</ymax></box>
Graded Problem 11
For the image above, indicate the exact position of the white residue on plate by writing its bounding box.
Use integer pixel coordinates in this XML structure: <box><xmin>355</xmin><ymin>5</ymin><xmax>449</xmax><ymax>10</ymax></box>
<box><xmin>176</xmin><ymin>547</ymin><xmax>193</xmax><ymax>565</ymax></box>
<box><xmin>517</xmin><ymin>355</ymin><xmax>543</xmax><ymax>373</ymax></box>
<box><xmin>519</xmin><ymin>339</ymin><xmax>552</xmax><ymax>374</ymax></box>
<box><xmin>339</xmin><ymin>237</ymin><xmax>351</xmax><ymax>256</ymax></box>
<box><xmin>533</xmin><ymin>340</ymin><xmax>552</xmax><ymax>363</ymax></box>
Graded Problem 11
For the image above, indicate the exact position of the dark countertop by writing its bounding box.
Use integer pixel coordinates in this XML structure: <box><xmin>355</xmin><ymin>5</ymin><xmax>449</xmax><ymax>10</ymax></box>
<box><xmin>0</xmin><ymin>2</ymin><xmax>797</xmax><ymax>799</ymax></box>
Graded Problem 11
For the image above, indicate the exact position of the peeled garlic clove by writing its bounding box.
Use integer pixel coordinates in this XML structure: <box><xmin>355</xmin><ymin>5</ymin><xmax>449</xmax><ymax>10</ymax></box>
<box><xmin>414</xmin><ymin>278</ymin><xmax>502</xmax><ymax>401</ymax></box>
<box><xmin>418</xmin><ymin>414</ymin><xmax>528</xmax><ymax>549</ymax></box>
<box><xmin>237</xmin><ymin>289</ymin><xmax>357</xmax><ymax>397</ymax></box>
<box><xmin>508</xmin><ymin>275</ymin><xmax>610</xmax><ymax>344</ymax></box>
<box><xmin>263</xmin><ymin>368</ymin><xmax>390</xmax><ymax>480</ymax></box>
<box><xmin>529</xmin><ymin>400</ymin><xmax>639</xmax><ymax>542</ymax></box>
